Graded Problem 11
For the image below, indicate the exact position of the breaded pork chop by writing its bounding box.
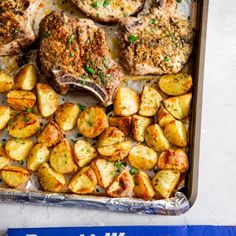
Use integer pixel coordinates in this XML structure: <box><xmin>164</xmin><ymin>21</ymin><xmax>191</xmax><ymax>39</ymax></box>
<box><xmin>119</xmin><ymin>0</ymin><xmax>193</xmax><ymax>75</ymax></box>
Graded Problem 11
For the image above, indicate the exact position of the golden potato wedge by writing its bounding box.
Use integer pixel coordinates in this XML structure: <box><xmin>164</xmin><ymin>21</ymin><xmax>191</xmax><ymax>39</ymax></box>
<box><xmin>8</xmin><ymin>112</ymin><xmax>40</xmax><ymax>138</ymax></box>
<box><xmin>157</xmin><ymin>105</ymin><xmax>175</xmax><ymax>128</ymax></box>
<box><xmin>96</xmin><ymin>127</ymin><xmax>125</xmax><ymax>148</ymax></box>
<box><xmin>1</xmin><ymin>166</ymin><xmax>30</xmax><ymax>188</ymax></box>
<box><xmin>145</xmin><ymin>124</ymin><xmax>170</xmax><ymax>152</ymax></box>
<box><xmin>157</xmin><ymin>149</ymin><xmax>189</xmax><ymax>173</ymax></box>
<box><xmin>107</xmin><ymin>169</ymin><xmax>134</xmax><ymax>197</ymax></box>
<box><xmin>164</xmin><ymin>120</ymin><xmax>187</xmax><ymax>147</ymax></box>
<box><xmin>139</xmin><ymin>86</ymin><xmax>162</xmax><ymax>117</ymax></box>
<box><xmin>7</xmin><ymin>90</ymin><xmax>36</xmax><ymax>110</ymax></box>
<box><xmin>0</xmin><ymin>143</ymin><xmax>10</xmax><ymax>169</ymax></box>
<box><xmin>15</xmin><ymin>64</ymin><xmax>38</xmax><ymax>90</ymax></box>
<box><xmin>77</xmin><ymin>106</ymin><xmax>108</xmax><ymax>138</ymax></box>
<box><xmin>97</xmin><ymin>141</ymin><xmax>132</xmax><ymax>161</ymax></box>
<box><xmin>109</xmin><ymin>116</ymin><xmax>132</xmax><ymax>136</ymax></box>
<box><xmin>134</xmin><ymin>171</ymin><xmax>155</xmax><ymax>200</ymax></box>
<box><xmin>132</xmin><ymin>115</ymin><xmax>153</xmax><ymax>142</ymax></box>
<box><xmin>36</xmin><ymin>83</ymin><xmax>59</xmax><ymax>117</ymax></box>
<box><xmin>55</xmin><ymin>103</ymin><xmax>80</xmax><ymax>131</ymax></box>
<box><xmin>128</xmin><ymin>144</ymin><xmax>157</xmax><ymax>170</ymax></box>
<box><xmin>37</xmin><ymin>121</ymin><xmax>63</xmax><ymax>147</ymax></box>
<box><xmin>163</xmin><ymin>93</ymin><xmax>192</xmax><ymax>120</ymax></box>
<box><xmin>159</xmin><ymin>73</ymin><xmax>193</xmax><ymax>96</ymax></box>
<box><xmin>0</xmin><ymin>106</ymin><xmax>10</xmax><ymax>130</ymax></box>
<box><xmin>38</xmin><ymin>162</ymin><xmax>66</xmax><ymax>192</ymax></box>
<box><xmin>0</xmin><ymin>71</ymin><xmax>13</xmax><ymax>92</ymax></box>
<box><xmin>152</xmin><ymin>170</ymin><xmax>180</xmax><ymax>198</ymax></box>
<box><xmin>50</xmin><ymin>140</ymin><xmax>78</xmax><ymax>174</ymax></box>
<box><xmin>68</xmin><ymin>166</ymin><xmax>97</xmax><ymax>194</ymax></box>
<box><xmin>27</xmin><ymin>143</ymin><xmax>50</xmax><ymax>171</ymax></box>
<box><xmin>114</xmin><ymin>87</ymin><xmax>140</xmax><ymax>116</ymax></box>
<box><xmin>74</xmin><ymin>140</ymin><xmax>97</xmax><ymax>168</ymax></box>
<box><xmin>91</xmin><ymin>158</ymin><xmax>117</xmax><ymax>188</ymax></box>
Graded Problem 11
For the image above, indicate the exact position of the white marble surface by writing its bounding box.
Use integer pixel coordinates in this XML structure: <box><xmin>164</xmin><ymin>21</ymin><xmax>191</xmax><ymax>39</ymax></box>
<box><xmin>1</xmin><ymin>0</ymin><xmax>236</xmax><ymax>233</ymax></box>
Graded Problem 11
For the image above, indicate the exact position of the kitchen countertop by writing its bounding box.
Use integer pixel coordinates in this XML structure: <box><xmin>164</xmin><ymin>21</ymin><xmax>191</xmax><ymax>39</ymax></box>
<box><xmin>0</xmin><ymin>0</ymin><xmax>236</xmax><ymax>233</ymax></box>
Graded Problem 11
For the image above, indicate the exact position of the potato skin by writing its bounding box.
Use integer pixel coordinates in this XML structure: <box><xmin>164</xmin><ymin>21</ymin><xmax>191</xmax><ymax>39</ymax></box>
<box><xmin>114</xmin><ymin>87</ymin><xmax>140</xmax><ymax>116</ymax></box>
<box><xmin>0</xmin><ymin>71</ymin><xmax>13</xmax><ymax>92</ymax></box>
<box><xmin>0</xmin><ymin>106</ymin><xmax>10</xmax><ymax>130</ymax></box>
<box><xmin>77</xmin><ymin>106</ymin><xmax>108</xmax><ymax>138</ymax></box>
<box><xmin>0</xmin><ymin>143</ymin><xmax>10</xmax><ymax>169</ymax></box>
<box><xmin>109</xmin><ymin>116</ymin><xmax>132</xmax><ymax>136</ymax></box>
<box><xmin>157</xmin><ymin>105</ymin><xmax>175</xmax><ymax>128</ymax></box>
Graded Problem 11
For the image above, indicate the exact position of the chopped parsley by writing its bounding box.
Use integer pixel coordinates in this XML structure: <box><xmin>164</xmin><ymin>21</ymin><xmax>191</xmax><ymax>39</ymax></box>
<box><xmin>163</xmin><ymin>56</ymin><xmax>171</xmax><ymax>63</ymax></box>
<box><xmin>12</xmin><ymin>28</ymin><xmax>19</xmax><ymax>38</ymax></box>
<box><xmin>84</xmin><ymin>65</ymin><xmax>95</xmax><ymax>75</ymax></box>
<box><xmin>81</xmin><ymin>74</ymin><xmax>87</xmax><ymax>79</ymax></box>
<box><xmin>91</xmin><ymin>0</ymin><xmax>103</xmax><ymax>8</ymax></box>
<box><xmin>114</xmin><ymin>161</ymin><xmax>125</xmax><ymax>172</ymax></box>
<box><xmin>176</xmin><ymin>0</ymin><xmax>182</xmax><ymax>2</ymax></box>
<box><xmin>103</xmin><ymin>0</ymin><xmax>110</xmax><ymax>7</ymax></box>
<box><xmin>128</xmin><ymin>35</ymin><xmax>138</xmax><ymax>44</ymax></box>
<box><xmin>77</xmin><ymin>104</ymin><xmax>87</xmax><ymax>111</ymax></box>
<box><xmin>87</xmin><ymin>120</ymin><xmax>93</xmax><ymax>126</ymax></box>
<box><xmin>42</xmin><ymin>32</ymin><xmax>51</xmax><ymax>39</ymax></box>
<box><xmin>130</xmin><ymin>167</ymin><xmax>138</xmax><ymax>175</ymax></box>
<box><xmin>103</xmin><ymin>58</ymin><xmax>110</xmax><ymax>69</ymax></box>
<box><xmin>98</xmin><ymin>72</ymin><xmax>106</xmax><ymax>84</ymax></box>
<box><xmin>67</xmin><ymin>34</ymin><xmax>76</xmax><ymax>46</ymax></box>
<box><xmin>150</xmin><ymin>18</ymin><xmax>157</xmax><ymax>25</ymax></box>
<box><xmin>69</xmin><ymin>52</ymin><xmax>74</xmax><ymax>58</ymax></box>
<box><xmin>25</xmin><ymin>108</ymin><xmax>32</xmax><ymax>113</ymax></box>
<box><xmin>23</xmin><ymin>117</ymin><xmax>30</xmax><ymax>122</ymax></box>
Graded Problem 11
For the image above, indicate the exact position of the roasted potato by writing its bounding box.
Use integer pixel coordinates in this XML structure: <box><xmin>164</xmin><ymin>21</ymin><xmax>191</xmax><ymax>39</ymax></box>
<box><xmin>163</xmin><ymin>93</ymin><xmax>192</xmax><ymax>120</ymax></box>
<box><xmin>164</xmin><ymin>120</ymin><xmax>187</xmax><ymax>147</ymax></box>
<box><xmin>159</xmin><ymin>73</ymin><xmax>192</xmax><ymax>96</ymax></box>
<box><xmin>68</xmin><ymin>166</ymin><xmax>97</xmax><ymax>194</ymax></box>
<box><xmin>27</xmin><ymin>143</ymin><xmax>50</xmax><ymax>171</ymax></box>
<box><xmin>133</xmin><ymin>171</ymin><xmax>155</xmax><ymax>200</ymax></box>
<box><xmin>0</xmin><ymin>71</ymin><xmax>13</xmax><ymax>92</ymax></box>
<box><xmin>107</xmin><ymin>169</ymin><xmax>134</xmax><ymax>197</ymax></box>
<box><xmin>50</xmin><ymin>139</ymin><xmax>78</xmax><ymax>174</ymax></box>
<box><xmin>0</xmin><ymin>106</ymin><xmax>10</xmax><ymax>130</ymax></box>
<box><xmin>128</xmin><ymin>144</ymin><xmax>157</xmax><ymax>170</ymax></box>
<box><xmin>97</xmin><ymin>141</ymin><xmax>132</xmax><ymax>161</ymax></box>
<box><xmin>5</xmin><ymin>138</ymin><xmax>34</xmax><ymax>161</ymax></box>
<box><xmin>91</xmin><ymin>158</ymin><xmax>117</xmax><ymax>188</ymax></box>
<box><xmin>55</xmin><ymin>103</ymin><xmax>80</xmax><ymax>131</ymax></box>
<box><xmin>38</xmin><ymin>162</ymin><xmax>66</xmax><ymax>192</ymax></box>
<box><xmin>74</xmin><ymin>140</ymin><xmax>97</xmax><ymax>167</ymax></box>
<box><xmin>15</xmin><ymin>64</ymin><xmax>38</xmax><ymax>90</ymax></box>
<box><xmin>157</xmin><ymin>105</ymin><xmax>175</xmax><ymax>128</ymax></box>
<box><xmin>7</xmin><ymin>90</ymin><xmax>36</xmax><ymax>110</ymax></box>
<box><xmin>37</xmin><ymin>121</ymin><xmax>63</xmax><ymax>147</ymax></box>
<box><xmin>114</xmin><ymin>87</ymin><xmax>140</xmax><ymax>116</ymax></box>
<box><xmin>1</xmin><ymin>166</ymin><xmax>30</xmax><ymax>188</ymax></box>
<box><xmin>132</xmin><ymin>115</ymin><xmax>153</xmax><ymax>142</ymax></box>
<box><xmin>77</xmin><ymin>106</ymin><xmax>108</xmax><ymax>138</ymax></box>
<box><xmin>139</xmin><ymin>86</ymin><xmax>162</xmax><ymax>117</ymax></box>
<box><xmin>8</xmin><ymin>112</ymin><xmax>40</xmax><ymax>138</ymax></box>
<box><xmin>109</xmin><ymin>116</ymin><xmax>132</xmax><ymax>136</ymax></box>
<box><xmin>36</xmin><ymin>83</ymin><xmax>59</xmax><ymax>117</ymax></box>
<box><xmin>157</xmin><ymin>148</ymin><xmax>189</xmax><ymax>173</ymax></box>
<box><xmin>145</xmin><ymin>124</ymin><xmax>170</xmax><ymax>152</ymax></box>
<box><xmin>96</xmin><ymin>127</ymin><xmax>125</xmax><ymax>147</ymax></box>
<box><xmin>152</xmin><ymin>170</ymin><xmax>180</xmax><ymax>198</ymax></box>
<box><xmin>0</xmin><ymin>143</ymin><xmax>10</xmax><ymax>169</ymax></box>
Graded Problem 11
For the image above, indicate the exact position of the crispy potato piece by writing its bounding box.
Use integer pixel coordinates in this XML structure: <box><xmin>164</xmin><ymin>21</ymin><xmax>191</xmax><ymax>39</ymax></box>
<box><xmin>163</xmin><ymin>93</ymin><xmax>192</xmax><ymax>120</ymax></box>
<box><xmin>145</xmin><ymin>124</ymin><xmax>170</xmax><ymax>152</ymax></box>
<box><xmin>164</xmin><ymin>120</ymin><xmax>187</xmax><ymax>147</ymax></box>
<box><xmin>109</xmin><ymin>116</ymin><xmax>132</xmax><ymax>136</ymax></box>
<box><xmin>114</xmin><ymin>87</ymin><xmax>140</xmax><ymax>116</ymax></box>
<box><xmin>152</xmin><ymin>170</ymin><xmax>180</xmax><ymax>198</ymax></box>
<box><xmin>7</xmin><ymin>90</ymin><xmax>36</xmax><ymax>110</ymax></box>
<box><xmin>128</xmin><ymin>144</ymin><xmax>157</xmax><ymax>170</ymax></box>
<box><xmin>91</xmin><ymin>158</ymin><xmax>117</xmax><ymax>188</ymax></box>
<box><xmin>159</xmin><ymin>73</ymin><xmax>192</xmax><ymax>96</ymax></box>
<box><xmin>68</xmin><ymin>166</ymin><xmax>97</xmax><ymax>194</ymax></box>
<box><xmin>36</xmin><ymin>83</ymin><xmax>59</xmax><ymax>117</ymax></box>
<box><xmin>157</xmin><ymin>105</ymin><xmax>175</xmax><ymax>128</ymax></box>
<box><xmin>55</xmin><ymin>103</ymin><xmax>80</xmax><ymax>131</ymax></box>
<box><xmin>0</xmin><ymin>143</ymin><xmax>10</xmax><ymax>169</ymax></box>
<box><xmin>107</xmin><ymin>169</ymin><xmax>134</xmax><ymax>197</ymax></box>
<box><xmin>134</xmin><ymin>171</ymin><xmax>155</xmax><ymax>200</ymax></box>
<box><xmin>157</xmin><ymin>149</ymin><xmax>189</xmax><ymax>173</ymax></box>
<box><xmin>1</xmin><ymin>166</ymin><xmax>30</xmax><ymax>188</ymax></box>
<box><xmin>97</xmin><ymin>141</ymin><xmax>132</xmax><ymax>161</ymax></box>
<box><xmin>50</xmin><ymin>140</ymin><xmax>78</xmax><ymax>174</ymax></box>
<box><xmin>37</xmin><ymin>121</ymin><xmax>63</xmax><ymax>147</ymax></box>
<box><xmin>77</xmin><ymin>106</ymin><xmax>108</xmax><ymax>138</ymax></box>
<box><xmin>0</xmin><ymin>106</ymin><xmax>10</xmax><ymax>130</ymax></box>
<box><xmin>27</xmin><ymin>143</ymin><xmax>50</xmax><ymax>171</ymax></box>
<box><xmin>132</xmin><ymin>115</ymin><xmax>153</xmax><ymax>142</ymax></box>
<box><xmin>38</xmin><ymin>163</ymin><xmax>66</xmax><ymax>192</ymax></box>
<box><xmin>0</xmin><ymin>71</ymin><xmax>13</xmax><ymax>92</ymax></box>
<box><xmin>96</xmin><ymin>127</ymin><xmax>125</xmax><ymax>147</ymax></box>
<box><xmin>8</xmin><ymin>112</ymin><xmax>40</xmax><ymax>138</ymax></box>
<box><xmin>15</xmin><ymin>64</ymin><xmax>38</xmax><ymax>90</ymax></box>
<box><xmin>139</xmin><ymin>86</ymin><xmax>162</xmax><ymax>117</ymax></box>
<box><xmin>74</xmin><ymin>140</ymin><xmax>97</xmax><ymax>168</ymax></box>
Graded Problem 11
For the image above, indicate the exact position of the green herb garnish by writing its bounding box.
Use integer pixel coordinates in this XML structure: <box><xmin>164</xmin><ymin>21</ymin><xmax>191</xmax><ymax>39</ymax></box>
<box><xmin>150</xmin><ymin>18</ymin><xmax>157</xmax><ymax>25</ymax></box>
<box><xmin>67</xmin><ymin>34</ymin><xmax>76</xmax><ymax>46</ymax></box>
<box><xmin>163</xmin><ymin>56</ymin><xmax>171</xmax><ymax>63</ymax></box>
<box><xmin>84</xmin><ymin>65</ymin><xmax>95</xmax><ymax>75</ymax></box>
<box><xmin>176</xmin><ymin>0</ymin><xmax>182</xmax><ymax>3</ymax></box>
<box><xmin>130</xmin><ymin>167</ymin><xmax>138</xmax><ymax>175</ymax></box>
<box><xmin>102</xmin><ymin>58</ymin><xmax>110</xmax><ymax>69</ymax></box>
<box><xmin>98</xmin><ymin>72</ymin><xmax>106</xmax><ymax>84</ymax></box>
<box><xmin>103</xmin><ymin>0</ymin><xmax>110</xmax><ymax>7</ymax></box>
<box><xmin>128</xmin><ymin>35</ymin><xmax>138</xmax><ymax>44</ymax></box>
<box><xmin>114</xmin><ymin>161</ymin><xmax>125</xmax><ymax>172</ymax></box>
<box><xmin>25</xmin><ymin>108</ymin><xmax>32</xmax><ymax>113</ymax></box>
<box><xmin>77</xmin><ymin>104</ymin><xmax>87</xmax><ymax>111</ymax></box>
<box><xmin>42</xmin><ymin>32</ymin><xmax>51</xmax><ymax>39</ymax></box>
<box><xmin>91</xmin><ymin>0</ymin><xmax>103</xmax><ymax>8</ymax></box>
<box><xmin>23</xmin><ymin>117</ymin><xmax>30</xmax><ymax>122</ymax></box>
